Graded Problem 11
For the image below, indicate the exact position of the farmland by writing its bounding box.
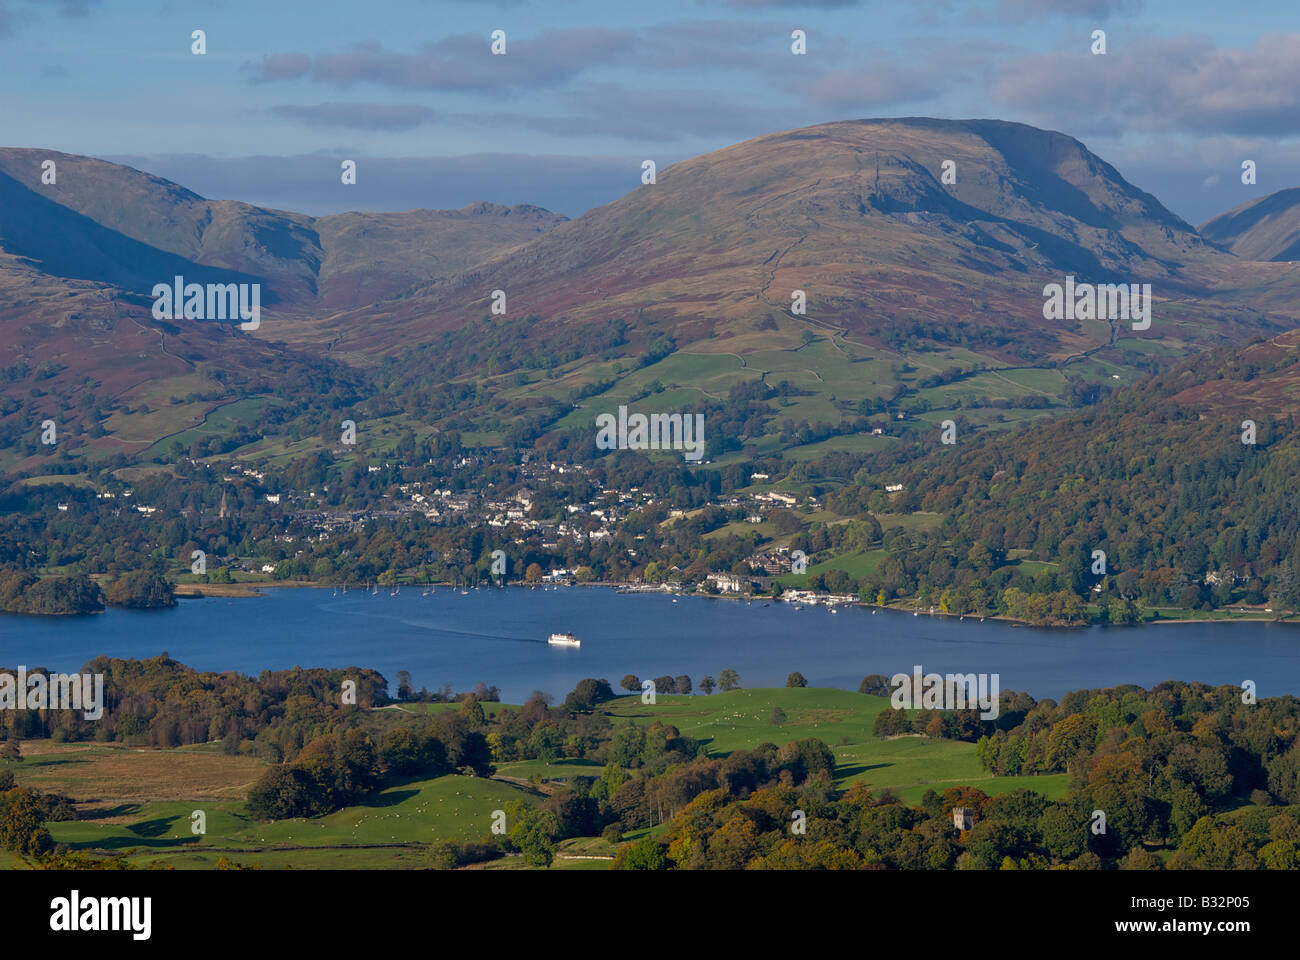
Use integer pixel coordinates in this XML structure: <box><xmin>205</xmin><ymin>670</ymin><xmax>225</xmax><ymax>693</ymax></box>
<box><xmin>0</xmin><ymin>687</ymin><xmax>1064</xmax><ymax>870</ymax></box>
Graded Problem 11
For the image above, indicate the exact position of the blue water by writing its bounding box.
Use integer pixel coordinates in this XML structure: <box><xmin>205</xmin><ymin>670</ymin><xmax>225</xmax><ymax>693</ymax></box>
<box><xmin>1</xmin><ymin>586</ymin><xmax>1298</xmax><ymax>703</ymax></box>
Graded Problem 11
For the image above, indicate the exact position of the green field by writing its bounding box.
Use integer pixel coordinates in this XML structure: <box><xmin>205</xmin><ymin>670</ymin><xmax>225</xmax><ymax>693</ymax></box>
<box><xmin>138</xmin><ymin>396</ymin><xmax>279</xmax><ymax>458</ymax></box>
<box><xmin>784</xmin><ymin>433</ymin><xmax>896</xmax><ymax>461</ymax></box>
<box><xmin>605</xmin><ymin>688</ymin><xmax>1066</xmax><ymax>801</ymax></box>
<box><xmin>0</xmin><ymin>774</ymin><xmax>542</xmax><ymax>871</ymax></box>
<box><xmin>3</xmin><ymin>687</ymin><xmax>1070</xmax><ymax>870</ymax></box>
<box><xmin>489</xmin><ymin>330</ymin><xmax>1093</xmax><ymax>465</ymax></box>
<box><xmin>778</xmin><ymin>548</ymin><xmax>886</xmax><ymax>585</ymax></box>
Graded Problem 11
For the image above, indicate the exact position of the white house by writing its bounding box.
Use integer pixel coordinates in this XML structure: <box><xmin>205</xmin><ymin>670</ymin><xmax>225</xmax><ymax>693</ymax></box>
<box><xmin>706</xmin><ymin>573</ymin><xmax>743</xmax><ymax>593</ymax></box>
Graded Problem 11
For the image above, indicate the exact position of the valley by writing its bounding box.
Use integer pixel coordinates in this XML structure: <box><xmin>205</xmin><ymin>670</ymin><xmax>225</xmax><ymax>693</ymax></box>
<box><xmin>7</xmin><ymin>116</ymin><xmax>1300</xmax><ymax>881</ymax></box>
<box><xmin>3</xmin><ymin>119</ymin><xmax>1300</xmax><ymax>480</ymax></box>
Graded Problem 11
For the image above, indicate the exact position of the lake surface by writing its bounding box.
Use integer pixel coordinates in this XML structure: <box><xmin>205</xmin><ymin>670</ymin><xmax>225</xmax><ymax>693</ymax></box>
<box><xmin>2</xmin><ymin>586</ymin><xmax>1299</xmax><ymax>703</ymax></box>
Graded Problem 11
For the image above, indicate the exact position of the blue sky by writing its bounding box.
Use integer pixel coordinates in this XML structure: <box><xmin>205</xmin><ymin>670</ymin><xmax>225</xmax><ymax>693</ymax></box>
<box><xmin>1</xmin><ymin>0</ymin><xmax>1297</xmax><ymax>221</ymax></box>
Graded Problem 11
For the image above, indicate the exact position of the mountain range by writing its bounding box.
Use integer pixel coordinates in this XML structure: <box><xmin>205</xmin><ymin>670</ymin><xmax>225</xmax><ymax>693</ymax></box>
<box><xmin>4</xmin><ymin>118</ymin><xmax>1300</xmax><ymax>474</ymax></box>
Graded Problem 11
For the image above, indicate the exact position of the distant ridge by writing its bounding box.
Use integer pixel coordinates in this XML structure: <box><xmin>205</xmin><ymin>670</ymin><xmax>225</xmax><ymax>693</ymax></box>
<box><xmin>1200</xmin><ymin>187</ymin><xmax>1300</xmax><ymax>262</ymax></box>
<box><xmin>3</xmin><ymin>118</ymin><xmax>1300</xmax><ymax>471</ymax></box>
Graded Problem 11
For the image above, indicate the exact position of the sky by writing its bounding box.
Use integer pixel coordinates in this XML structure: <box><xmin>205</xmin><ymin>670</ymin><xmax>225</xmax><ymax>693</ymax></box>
<box><xmin>1</xmin><ymin>0</ymin><xmax>1297</xmax><ymax>222</ymax></box>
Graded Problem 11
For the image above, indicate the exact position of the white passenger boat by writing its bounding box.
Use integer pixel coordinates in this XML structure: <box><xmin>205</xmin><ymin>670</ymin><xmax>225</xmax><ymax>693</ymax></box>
<box><xmin>547</xmin><ymin>632</ymin><xmax>580</xmax><ymax>647</ymax></box>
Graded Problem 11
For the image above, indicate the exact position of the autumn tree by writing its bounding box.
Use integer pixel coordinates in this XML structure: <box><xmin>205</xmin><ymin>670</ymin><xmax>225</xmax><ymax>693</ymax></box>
<box><xmin>0</xmin><ymin>788</ymin><xmax>52</xmax><ymax>856</ymax></box>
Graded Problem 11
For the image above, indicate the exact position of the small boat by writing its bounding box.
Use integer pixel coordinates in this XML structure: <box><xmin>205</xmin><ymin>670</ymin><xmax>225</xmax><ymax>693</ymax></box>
<box><xmin>548</xmin><ymin>632</ymin><xmax>580</xmax><ymax>647</ymax></box>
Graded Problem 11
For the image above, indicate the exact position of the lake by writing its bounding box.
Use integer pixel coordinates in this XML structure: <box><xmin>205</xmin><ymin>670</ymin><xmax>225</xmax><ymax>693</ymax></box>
<box><xmin>2</xmin><ymin>586</ymin><xmax>1299</xmax><ymax>703</ymax></box>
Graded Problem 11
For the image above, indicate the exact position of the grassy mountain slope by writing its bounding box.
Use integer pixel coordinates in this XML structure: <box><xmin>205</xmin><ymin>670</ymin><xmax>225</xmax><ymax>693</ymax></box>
<box><xmin>1201</xmin><ymin>187</ymin><xmax>1300</xmax><ymax>262</ymax></box>
<box><xmin>0</xmin><ymin>150</ymin><xmax>567</xmax><ymax>470</ymax></box>
<box><xmin>309</xmin><ymin>119</ymin><xmax>1298</xmax><ymax>461</ymax></box>
<box><xmin>4</xmin><ymin>119</ymin><xmax>1300</xmax><ymax>472</ymax></box>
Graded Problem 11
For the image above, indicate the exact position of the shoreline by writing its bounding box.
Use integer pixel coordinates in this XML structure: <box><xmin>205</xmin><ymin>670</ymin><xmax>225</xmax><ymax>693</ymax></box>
<box><xmin>203</xmin><ymin>579</ymin><xmax>1291</xmax><ymax>629</ymax></box>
